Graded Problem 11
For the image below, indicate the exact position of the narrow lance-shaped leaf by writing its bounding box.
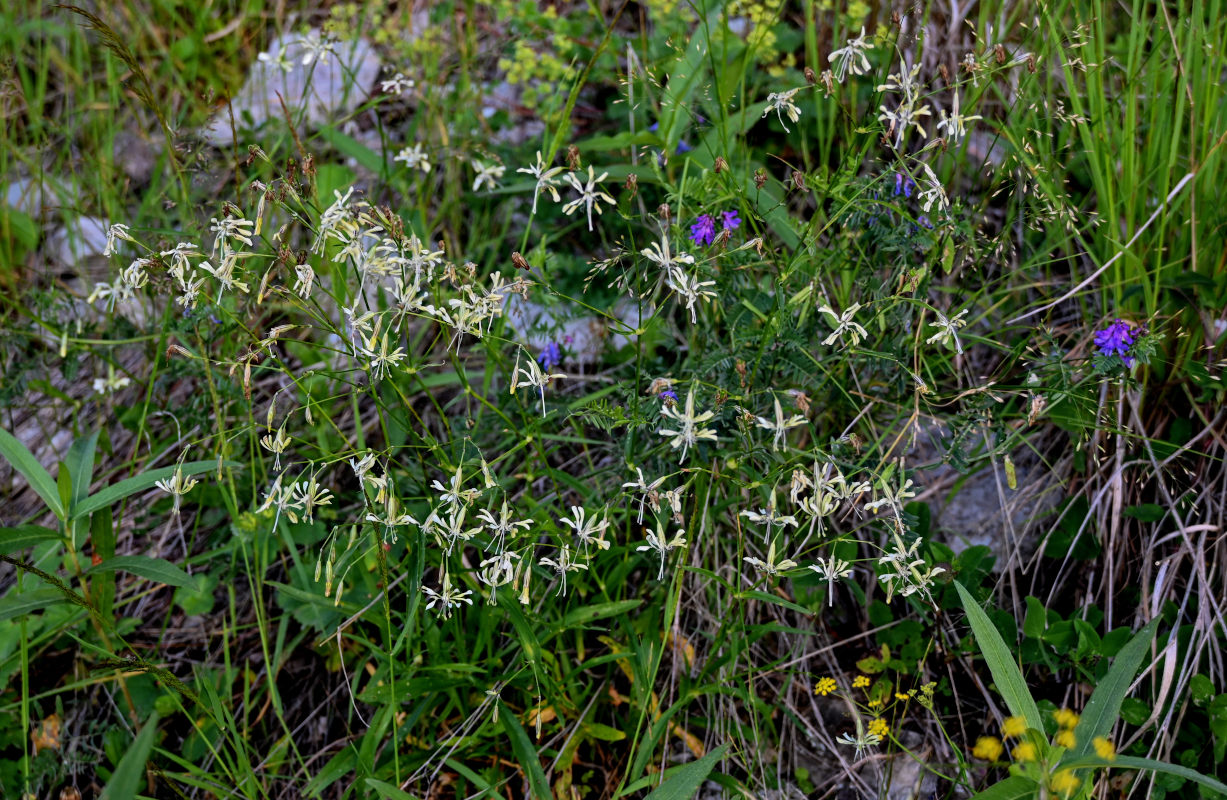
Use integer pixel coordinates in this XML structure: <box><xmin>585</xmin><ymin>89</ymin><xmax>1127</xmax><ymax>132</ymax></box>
<box><xmin>0</xmin><ymin>427</ymin><xmax>65</xmax><ymax>519</ymax></box>
<box><xmin>72</xmin><ymin>459</ymin><xmax>239</xmax><ymax>520</ymax></box>
<box><xmin>954</xmin><ymin>581</ymin><xmax>1045</xmax><ymax>734</ymax></box>
<box><xmin>1066</xmin><ymin>618</ymin><xmax>1160</xmax><ymax>761</ymax></box>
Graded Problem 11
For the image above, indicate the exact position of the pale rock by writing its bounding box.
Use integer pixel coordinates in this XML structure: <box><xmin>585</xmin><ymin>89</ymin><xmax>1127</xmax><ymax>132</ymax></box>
<box><xmin>203</xmin><ymin>29</ymin><xmax>382</xmax><ymax>147</ymax></box>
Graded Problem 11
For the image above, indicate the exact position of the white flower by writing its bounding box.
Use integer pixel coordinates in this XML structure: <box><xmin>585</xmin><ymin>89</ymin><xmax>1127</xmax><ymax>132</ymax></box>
<box><xmin>561</xmin><ymin>166</ymin><xmax>616</xmax><ymax>231</ymax></box>
<box><xmin>516</xmin><ymin>151</ymin><xmax>565</xmax><ymax>214</ymax></box>
<box><xmin>877</xmin><ymin>532</ymin><xmax>945</xmax><ymax>603</ymax></box>
<box><xmin>657</xmin><ymin>386</ymin><xmax>718</xmax><ymax>463</ymax></box>
<box><xmin>740</xmin><ymin>493</ymin><xmax>799</xmax><ymax>538</ymax></box>
<box><xmin>743</xmin><ymin>540</ymin><xmax>798</xmax><ymax>578</ymax></box>
<box><xmin>422</xmin><ymin>572</ymin><xmax>473</xmax><ymax>618</ymax></box>
<box><xmin>762</xmin><ymin>88</ymin><xmax>803</xmax><ymax>132</ymax></box>
<box><xmin>92</xmin><ymin>366</ymin><xmax>131</xmax><ymax>396</ymax></box>
<box><xmin>471</xmin><ymin>160</ymin><xmax>506</xmax><ymax>192</ymax></box>
<box><xmin>381</xmin><ymin>71</ymin><xmax>415</xmax><ymax>95</ymax></box>
<box><xmin>297</xmin><ymin>34</ymin><xmax>337</xmax><ymax>66</ymax></box>
<box><xmin>477</xmin><ymin>499</ymin><xmax>533</xmax><ymax>551</ymax></box>
<box><xmin>561</xmin><ymin>506</ymin><xmax>610</xmax><ymax>554</ymax></box>
<box><xmin>640</xmin><ymin>233</ymin><xmax>695</xmax><ymax>278</ymax></box>
<box><xmin>209</xmin><ymin>215</ymin><xmax>255</xmax><ymax>255</ymax></box>
<box><xmin>829</xmin><ymin>27</ymin><xmax>874</xmax><ymax>82</ymax></box>
<box><xmin>818</xmin><ymin>302</ymin><xmax>869</xmax><ymax>349</ymax></box>
<box><xmin>510</xmin><ymin>347</ymin><xmax>565</xmax><ymax>416</ymax></box>
<box><xmin>477</xmin><ymin>550</ymin><xmax>521</xmax><ymax>604</ymax></box>
<box><xmin>103</xmin><ymin>223</ymin><xmax>134</xmax><ymax>257</ymax></box>
<box><xmin>936</xmin><ymin>89</ymin><xmax>982</xmax><ymax>144</ymax></box>
<box><xmin>918</xmin><ymin>163</ymin><xmax>949</xmax><ymax>214</ymax></box>
<box><xmin>155</xmin><ymin>462</ymin><xmax>200</xmax><ymax>516</ymax></box>
<box><xmin>636</xmin><ymin>523</ymin><xmax>687</xmax><ymax>580</ymax></box>
<box><xmin>754</xmin><ymin>394</ymin><xmax>808</xmax><ymax>452</ymax></box>
<box><xmin>837</xmin><ymin>730</ymin><xmax>882</xmax><ymax>756</ymax></box>
<box><xmin>259</xmin><ymin>426</ymin><xmax>291</xmax><ymax>471</ymax></box>
<box><xmin>257</xmin><ymin>47</ymin><xmax>294</xmax><ymax>73</ymax></box>
<box><xmin>926</xmin><ymin>308</ymin><xmax>970</xmax><ymax>354</ymax></box>
<box><xmin>809</xmin><ymin>555</ymin><xmax>853</xmax><ymax>606</ymax></box>
<box><xmin>431</xmin><ymin>466</ymin><xmax>481</xmax><ymax>509</ymax></box>
<box><xmin>622</xmin><ymin>467</ymin><xmax>666</xmax><ymax>523</ymax></box>
<box><xmin>666</xmin><ymin>269</ymin><xmax>718</xmax><ymax>324</ymax></box>
<box><xmin>394</xmin><ymin>144</ymin><xmax>432</xmax><ymax>174</ymax></box>
<box><xmin>538</xmin><ymin>545</ymin><xmax>588</xmax><ymax>597</ymax></box>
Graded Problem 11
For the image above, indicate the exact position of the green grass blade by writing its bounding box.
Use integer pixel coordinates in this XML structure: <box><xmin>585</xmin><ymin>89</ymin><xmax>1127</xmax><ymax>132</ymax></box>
<box><xmin>1067</xmin><ymin>618</ymin><xmax>1159</xmax><ymax>761</ymax></box>
<box><xmin>88</xmin><ymin>555</ymin><xmax>192</xmax><ymax>588</ymax></box>
<box><xmin>498</xmin><ymin>699</ymin><xmax>551</xmax><ymax>800</ymax></box>
<box><xmin>0</xmin><ymin>426</ymin><xmax>65</xmax><ymax>519</ymax></box>
<box><xmin>0</xmin><ymin>587</ymin><xmax>70</xmax><ymax>622</ymax></box>
<box><xmin>954</xmin><ymin>581</ymin><xmax>1044</xmax><ymax>733</ymax></box>
<box><xmin>966</xmin><ymin>775</ymin><xmax>1040</xmax><ymax>800</ymax></box>
<box><xmin>72</xmin><ymin>460</ymin><xmax>237</xmax><ymax>520</ymax></box>
<box><xmin>98</xmin><ymin>712</ymin><xmax>160</xmax><ymax>800</ymax></box>
<box><xmin>641</xmin><ymin>742</ymin><xmax>731</xmax><ymax>800</ymax></box>
<box><xmin>0</xmin><ymin>524</ymin><xmax>63</xmax><ymax>554</ymax></box>
<box><xmin>65</xmin><ymin>430</ymin><xmax>99</xmax><ymax>508</ymax></box>
<box><xmin>1062</xmin><ymin>755</ymin><xmax>1227</xmax><ymax>797</ymax></box>
<box><xmin>365</xmin><ymin>779</ymin><xmax>421</xmax><ymax>800</ymax></box>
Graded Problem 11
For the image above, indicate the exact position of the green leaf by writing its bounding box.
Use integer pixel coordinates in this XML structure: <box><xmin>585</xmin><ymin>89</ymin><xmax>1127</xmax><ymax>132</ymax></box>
<box><xmin>65</xmin><ymin>430</ymin><xmax>100</xmax><ymax>509</ymax></box>
<box><xmin>642</xmin><ymin>742</ymin><xmax>731</xmax><ymax>800</ymax></box>
<box><xmin>1190</xmin><ymin>674</ymin><xmax>1215</xmax><ymax>702</ymax></box>
<box><xmin>559</xmin><ymin>599</ymin><xmax>642</xmax><ymax>629</ymax></box>
<box><xmin>365</xmin><ymin>779</ymin><xmax>421</xmax><ymax>800</ymax></box>
<box><xmin>173</xmin><ymin>573</ymin><xmax>217</xmax><ymax>616</ymax></box>
<box><xmin>0</xmin><ymin>587</ymin><xmax>70</xmax><ymax>622</ymax></box>
<box><xmin>1061</xmin><ymin>755</ymin><xmax>1227</xmax><ymax>797</ymax></box>
<box><xmin>735</xmin><ymin>590</ymin><xmax>813</xmax><ymax>617</ymax></box>
<box><xmin>98</xmin><ymin>712</ymin><xmax>159</xmax><ymax>800</ymax></box>
<box><xmin>1022</xmin><ymin>596</ymin><xmax>1048</xmax><ymax>639</ymax></box>
<box><xmin>966</xmin><ymin>775</ymin><xmax>1040</xmax><ymax>800</ymax></box>
<box><xmin>89</xmin><ymin>556</ymin><xmax>192</xmax><ymax>588</ymax></box>
<box><xmin>953</xmin><ymin>581</ymin><xmax>1044</xmax><ymax>733</ymax></box>
<box><xmin>1066</xmin><ymin>619</ymin><xmax>1159</xmax><ymax>761</ymax></box>
<box><xmin>498</xmin><ymin>701</ymin><xmax>551</xmax><ymax>800</ymax></box>
<box><xmin>0</xmin><ymin>427</ymin><xmax>65</xmax><ymax>519</ymax></box>
<box><xmin>0</xmin><ymin>525</ymin><xmax>63</xmax><ymax>554</ymax></box>
<box><xmin>72</xmin><ymin>460</ymin><xmax>236</xmax><ymax>520</ymax></box>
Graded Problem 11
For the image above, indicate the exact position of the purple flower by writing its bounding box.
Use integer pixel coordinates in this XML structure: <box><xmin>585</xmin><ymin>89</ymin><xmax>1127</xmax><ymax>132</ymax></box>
<box><xmin>1094</xmin><ymin>319</ymin><xmax>1137</xmax><ymax>366</ymax></box>
<box><xmin>894</xmin><ymin>172</ymin><xmax>915</xmax><ymax>198</ymax></box>
<box><xmin>539</xmin><ymin>341</ymin><xmax>562</xmax><ymax>371</ymax></box>
<box><xmin>689</xmin><ymin>214</ymin><xmax>716</xmax><ymax>245</ymax></box>
<box><xmin>660</xmin><ymin>389</ymin><xmax>679</xmax><ymax>404</ymax></box>
<box><xmin>722</xmin><ymin>210</ymin><xmax>741</xmax><ymax>231</ymax></box>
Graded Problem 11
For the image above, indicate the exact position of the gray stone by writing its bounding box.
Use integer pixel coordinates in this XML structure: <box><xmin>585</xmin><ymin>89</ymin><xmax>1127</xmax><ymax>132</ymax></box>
<box><xmin>202</xmin><ymin>29</ymin><xmax>382</xmax><ymax>147</ymax></box>
<box><xmin>47</xmin><ymin>215</ymin><xmax>110</xmax><ymax>269</ymax></box>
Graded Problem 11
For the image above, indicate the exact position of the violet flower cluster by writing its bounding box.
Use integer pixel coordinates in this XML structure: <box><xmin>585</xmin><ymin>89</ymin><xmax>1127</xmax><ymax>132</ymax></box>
<box><xmin>1094</xmin><ymin>319</ymin><xmax>1137</xmax><ymax>366</ymax></box>
<box><xmin>689</xmin><ymin>210</ymin><xmax>741</xmax><ymax>246</ymax></box>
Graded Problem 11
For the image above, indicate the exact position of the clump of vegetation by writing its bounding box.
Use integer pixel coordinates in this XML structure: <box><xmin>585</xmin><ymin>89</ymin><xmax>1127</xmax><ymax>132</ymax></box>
<box><xmin>1</xmin><ymin>0</ymin><xmax>1225</xmax><ymax>798</ymax></box>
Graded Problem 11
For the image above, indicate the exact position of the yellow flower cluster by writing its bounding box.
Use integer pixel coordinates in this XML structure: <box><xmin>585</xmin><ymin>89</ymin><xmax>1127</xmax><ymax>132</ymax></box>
<box><xmin>972</xmin><ymin>736</ymin><xmax>1003</xmax><ymax>761</ymax></box>
<box><xmin>814</xmin><ymin>677</ymin><xmax>837</xmax><ymax>696</ymax></box>
<box><xmin>867</xmin><ymin>718</ymin><xmax>890</xmax><ymax>738</ymax></box>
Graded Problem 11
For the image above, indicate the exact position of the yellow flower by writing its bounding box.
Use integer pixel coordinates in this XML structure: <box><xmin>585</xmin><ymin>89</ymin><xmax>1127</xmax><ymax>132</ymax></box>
<box><xmin>1054</xmin><ymin>708</ymin><xmax>1080</xmax><ymax>729</ymax></box>
<box><xmin>1012</xmin><ymin>742</ymin><xmax>1039</xmax><ymax>762</ymax></box>
<box><xmin>852</xmin><ymin>675</ymin><xmax>871</xmax><ymax>689</ymax></box>
<box><xmin>868</xmin><ymin>698</ymin><xmax>884</xmax><ymax>708</ymax></box>
<box><xmin>972</xmin><ymin>736</ymin><xmax>1004</xmax><ymax>761</ymax></box>
<box><xmin>868</xmin><ymin>718</ymin><xmax>890</xmax><ymax>738</ymax></box>
<box><xmin>1054</xmin><ymin>729</ymin><xmax>1076</xmax><ymax>748</ymax></box>
<box><xmin>814</xmin><ymin>677</ymin><xmax>837</xmax><ymax>696</ymax></box>
<box><xmin>1001</xmin><ymin>716</ymin><xmax>1027</xmax><ymax>738</ymax></box>
<box><xmin>895</xmin><ymin>692</ymin><xmax>910</xmax><ymax>701</ymax></box>
<box><xmin>1093</xmin><ymin>737</ymin><xmax>1116</xmax><ymax>761</ymax></box>
<box><xmin>1050</xmin><ymin>769</ymin><xmax>1081</xmax><ymax>797</ymax></box>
